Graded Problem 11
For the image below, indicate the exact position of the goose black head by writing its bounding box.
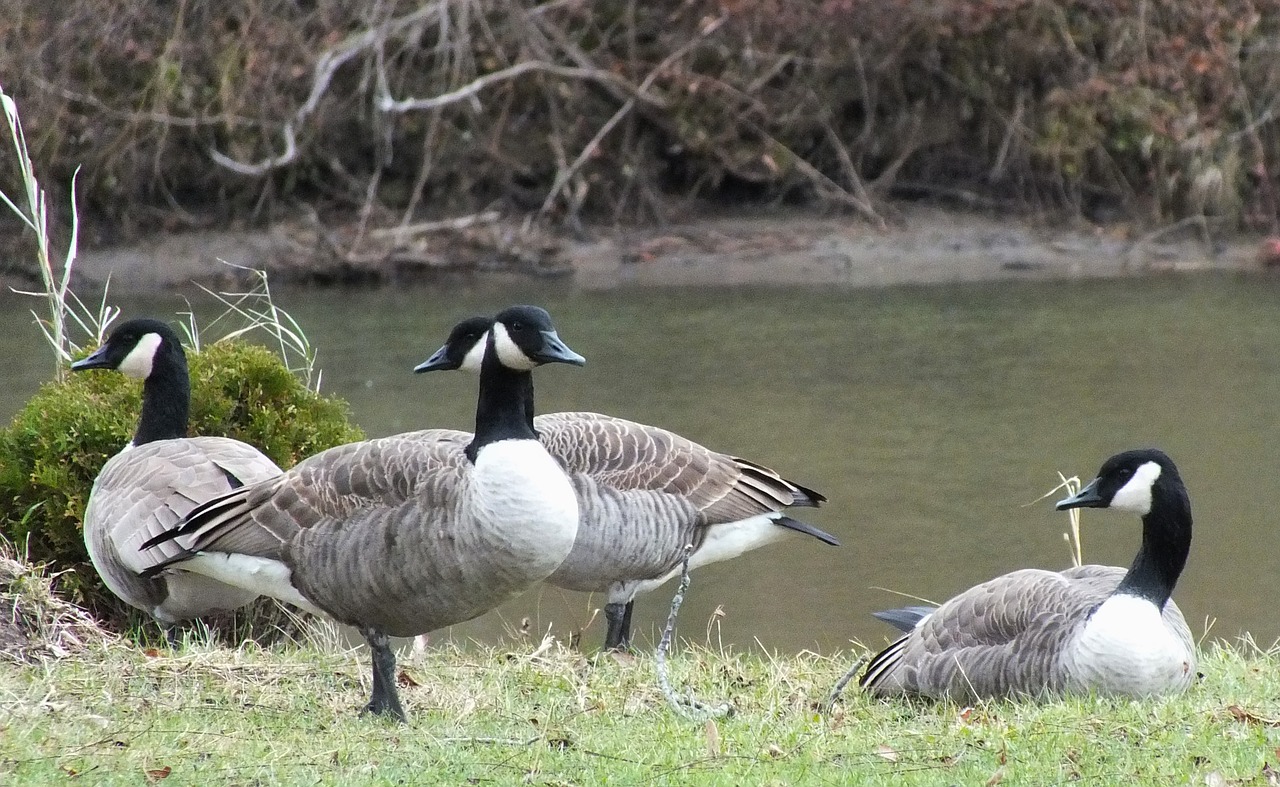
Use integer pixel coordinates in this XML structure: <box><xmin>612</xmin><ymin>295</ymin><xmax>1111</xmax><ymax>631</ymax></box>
<box><xmin>488</xmin><ymin>305</ymin><xmax>585</xmax><ymax>370</ymax></box>
<box><xmin>414</xmin><ymin>316</ymin><xmax>493</xmax><ymax>374</ymax></box>
<box><xmin>70</xmin><ymin>318</ymin><xmax>181</xmax><ymax>380</ymax></box>
<box><xmin>416</xmin><ymin>306</ymin><xmax>584</xmax><ymax>375</ymax></box>
<box><xmin>1055</xmin><ymin>448</ymin><xmax>1181</xmax><ymax>517</ymax></box>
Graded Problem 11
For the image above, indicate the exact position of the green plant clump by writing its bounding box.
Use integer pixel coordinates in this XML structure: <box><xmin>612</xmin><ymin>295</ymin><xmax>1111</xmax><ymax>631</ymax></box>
<box><xmin>0</xmin><ymin>338</ymin><xmax>363</xmax><ymax>621</ymax></box>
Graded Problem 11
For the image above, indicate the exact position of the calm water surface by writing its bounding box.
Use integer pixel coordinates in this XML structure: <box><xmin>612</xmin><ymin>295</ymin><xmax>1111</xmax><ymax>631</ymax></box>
<box><xmin>3</xmin><ymin>273</ymin><xmax>1279</xmax><ymax>653</ymax></box>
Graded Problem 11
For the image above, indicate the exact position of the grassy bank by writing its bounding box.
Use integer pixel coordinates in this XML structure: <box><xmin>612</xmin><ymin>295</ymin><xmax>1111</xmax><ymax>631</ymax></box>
<box><xmin>4</xmin><ymin>631</ymin><xmax>1280</xmax><ymax>785</ymax></box>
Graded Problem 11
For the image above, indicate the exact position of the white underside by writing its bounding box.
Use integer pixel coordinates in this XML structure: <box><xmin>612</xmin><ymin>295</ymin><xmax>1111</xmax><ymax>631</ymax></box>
<box><xmin>469</xmin><ymin>439</ymin><xmax>580</xmax><ymax>575</ymax></box>
<box><xmin>629</xmin><ymin>513</ymin><xmax>787</xmax><ymax>599</ymax></box>
<box><xmin>152</xmin><ymin>572</ymin><xmax>260</xmax><ymax>624</ymax></box>
<box><xmin>179</xmin><ymin>553</ymin><xmax>324</xmax><ymax>617</ymax></box>
<box><xmin>1065</xmin><ymin>593</ymin><xmax>1194</xmax><ymax>696</ymax></box>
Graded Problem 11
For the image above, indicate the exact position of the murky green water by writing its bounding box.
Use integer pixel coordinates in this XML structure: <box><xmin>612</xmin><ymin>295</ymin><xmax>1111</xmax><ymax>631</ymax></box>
<box><xmin>4</xmin><ymin>273</ymin><xmax>1279</xmax><ymax>653</ymax></box>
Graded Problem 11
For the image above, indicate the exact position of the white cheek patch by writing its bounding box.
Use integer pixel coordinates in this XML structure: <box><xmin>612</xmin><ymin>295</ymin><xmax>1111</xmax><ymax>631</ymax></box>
<box><xmin>491</xmin><ymin>323</ymin><xmax>538</xmax><ymax>371</ymax></box>
<box><xmin>460</xmin><ymin>330</ymin><xmax>489</xmax><ymax>373</ymax></box>
<box><xmin>1110</xmin><ymin>461</ymin><xmax>1162</xmax><ymax>514</ymax></box>
<box><xmin>117</xmin><ymin>332</ymin><xmax>163</xmax><ymax>379</ymax></box>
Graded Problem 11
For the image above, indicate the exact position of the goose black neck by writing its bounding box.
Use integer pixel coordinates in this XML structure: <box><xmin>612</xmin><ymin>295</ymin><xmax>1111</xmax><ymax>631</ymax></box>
<box><xmin>466</xmin><ymin>350</ymin><xmax>538</xmax><ymax>462</ymax></box>
<box><xmin>1114</xmin><ymin>480</ymin><xmax>1192</xmax><ymax>608</ymax></box>
<box><xmin>133</xmin><ymin>345</ymin><xmax>191</xmax><ymax>445</ymax></box>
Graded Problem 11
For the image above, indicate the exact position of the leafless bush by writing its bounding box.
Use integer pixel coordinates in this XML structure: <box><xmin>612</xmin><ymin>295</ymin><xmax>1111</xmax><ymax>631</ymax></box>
<box><xmin>1</xmin><ymin>0</ymin><xmax>1277</xmax><ymax>267</ymax></box>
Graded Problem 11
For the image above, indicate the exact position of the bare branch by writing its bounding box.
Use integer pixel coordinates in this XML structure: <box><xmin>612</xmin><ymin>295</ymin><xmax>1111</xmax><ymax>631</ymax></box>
<box><xmin>538</xmin><ymin>15</ymin><xmax>728</xmax><ymax>217</ymax></box>
<box><xmin>208</xmin><ymin>4</ymin><xmax>442</xmax><ymax>176</ymax></box>
<box><xmin>378</xmin><ymin>61</ymin><xmax>660</xmax><ymax>113</ymax></box>
<box><xmin>368</xmin><ymin>210</ymin><xmax>502</xmax><ymax>239</ymax></box>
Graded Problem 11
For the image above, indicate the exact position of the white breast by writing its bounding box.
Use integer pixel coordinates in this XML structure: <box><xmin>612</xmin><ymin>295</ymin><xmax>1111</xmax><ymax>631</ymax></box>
<box><xmin>469</xmin><ymin>439</ymin><xmax>580</xmax><ymax>574</ymax></box>
<box><xmin>1065</xmin><ymin>594</ymin><xmax>1194</xmax><ymax>696</ymax></box>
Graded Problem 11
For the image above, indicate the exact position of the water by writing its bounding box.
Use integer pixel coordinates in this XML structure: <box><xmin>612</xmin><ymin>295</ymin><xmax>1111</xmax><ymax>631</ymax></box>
<box><xmin>4</xmin><ymin>272</ymin><xmax>1279</xmax><ymax>653</ymax></box>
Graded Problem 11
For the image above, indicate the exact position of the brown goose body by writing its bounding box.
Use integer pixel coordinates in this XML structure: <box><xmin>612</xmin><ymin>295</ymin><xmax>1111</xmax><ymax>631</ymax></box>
<box><xmin>860</xmin><ymin>565</ymin><xmax>1194</xmax><ymax>700</ymax></box>
<box><xmin>395</xmin><ymin>411</ymin><xmax>834</xmax><ymax>649</ymax></box>
<box><xmin>160</xmin><ymin>433</ymin><xmax>578</xmax><ymax>637</ymax></box>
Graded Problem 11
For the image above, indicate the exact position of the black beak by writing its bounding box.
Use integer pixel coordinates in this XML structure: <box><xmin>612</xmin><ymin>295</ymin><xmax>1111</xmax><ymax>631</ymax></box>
<box><xmin>1056</xmin><ymin>477</ymin><xmax>1105</xmax><ymax>510</ymax></box>
<box><xmin>413</xmin><ymin>344</ymin><xmax>457</xmax><ymax>373</ymax></box>
<box><xmin>532</xmin><ymin>330</ymin><xmax>586</xmax><ymax>366</ymax></box>
<box><xmin>70</xmin><ymin>344</ymin><xmax>113</xmax><ymax>372</ymax></box>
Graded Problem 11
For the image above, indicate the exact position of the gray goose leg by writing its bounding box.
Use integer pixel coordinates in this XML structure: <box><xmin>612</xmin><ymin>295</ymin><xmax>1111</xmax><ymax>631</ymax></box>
<box><xmin>604</xmin><ymin>601</ymin><xmax>635</xmax><ymax>651</ymax></box>
<box><xmin>360</xmin><ymin>628</ymin><xmax>407</xmax><ymax>723</ymax></box>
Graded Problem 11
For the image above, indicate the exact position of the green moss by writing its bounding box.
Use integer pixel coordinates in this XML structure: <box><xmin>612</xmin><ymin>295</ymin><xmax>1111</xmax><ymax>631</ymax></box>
<box><xmin>0</xmin><ymin>339</ymin><xmax>363</xmax><ymax>621</ymax></box>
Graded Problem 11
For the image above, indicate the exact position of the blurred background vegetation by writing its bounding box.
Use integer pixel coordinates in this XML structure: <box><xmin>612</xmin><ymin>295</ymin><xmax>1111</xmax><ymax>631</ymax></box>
<box><xmin>1</xmin><ymin>0</ymin><xmax>1277</xmax><ymax>274</ymax></box>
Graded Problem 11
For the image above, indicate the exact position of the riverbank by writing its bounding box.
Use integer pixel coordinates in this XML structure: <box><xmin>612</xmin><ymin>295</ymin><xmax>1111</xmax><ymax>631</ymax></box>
<box><xmin>3</xmin><ymin>631</ymin><xmax>1279</xmax><ymax>785</ymax></box>
<box><xmin>60</xmin><ymin>205</ymin><xmax>1274</xmax><ymax>293</ymax></box>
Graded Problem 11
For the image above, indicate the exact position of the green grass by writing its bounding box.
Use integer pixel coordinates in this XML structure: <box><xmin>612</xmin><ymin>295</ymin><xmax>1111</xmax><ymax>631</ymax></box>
<box><xmin>4</xmin><ymin>631</ymin><xmax>1280</xmax><ymax>785</ymax></box>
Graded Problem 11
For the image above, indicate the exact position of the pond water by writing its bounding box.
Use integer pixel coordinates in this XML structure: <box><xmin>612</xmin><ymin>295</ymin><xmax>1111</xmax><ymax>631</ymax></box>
<box><xmin>3</xmin><ymin>272</ymin><xmax>1279</xmax><ymax>654</ymax></box>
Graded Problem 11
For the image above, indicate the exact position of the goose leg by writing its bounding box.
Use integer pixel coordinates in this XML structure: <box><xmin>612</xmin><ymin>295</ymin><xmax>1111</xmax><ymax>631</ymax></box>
<box><xmin>360</xmin><ymin>628</ymin><xmax>407</xmax><ymax>723</ymax></box>
<box><xmin>604</xmin><ymin>601</ymin><xmax>635</xmax><ymax>651</ymax></box>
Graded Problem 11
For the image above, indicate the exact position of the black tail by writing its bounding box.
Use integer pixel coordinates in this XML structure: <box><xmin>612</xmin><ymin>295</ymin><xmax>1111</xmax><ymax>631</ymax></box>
<box><xmin>871</xmin><ymin>605</ymin><xmax>936</xmax><ymax>633</ymax></box>
<box><xmin>773</xmin><ymin>516</ymin><xmax>840</xmax><ymax>546</ymax></box>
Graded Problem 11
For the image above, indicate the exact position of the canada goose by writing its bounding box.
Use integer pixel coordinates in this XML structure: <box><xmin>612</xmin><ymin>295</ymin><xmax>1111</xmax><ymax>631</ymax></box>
<box><xmin>69</xmin><ymin>318</ymin><xmax>282</xmax><ymax>624</ymax></box>
<box><xmin>423</xmin><ymin>316</ymin><xmax>838</xmax><ymax>651</ymax></box>
<box><xmin>860</xmin><ymin>448</ymin><xmax>1195</xmax><ymax>700</ymax></box>
<box><xmin>141</xmin><ymin>306</ymin><xmax>585</xmax><ymax>722</ymax></box>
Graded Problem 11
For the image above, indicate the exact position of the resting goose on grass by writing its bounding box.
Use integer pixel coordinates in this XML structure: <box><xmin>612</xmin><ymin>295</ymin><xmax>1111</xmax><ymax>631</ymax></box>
<box><xmin>70</xmin><ymin>318</ymin><xmax>282</xmax><ymax>626</ymax></box>
<box><xmin>142</xmin><ymin>305</ymin><xmax>585</xmax><ymax>722</ymax></box>
<box><xmin>418</xmin><ymin>316</ymin><xmax>838</xmax><ymax>651</ymax></box>
<box><xmin>860</xmin><ymin>448</ymin><xmax>1195</xmax><ymax>700</ymax></box>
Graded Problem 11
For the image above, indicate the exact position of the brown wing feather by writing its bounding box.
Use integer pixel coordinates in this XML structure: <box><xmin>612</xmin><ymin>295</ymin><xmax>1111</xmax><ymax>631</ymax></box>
<box><xmin>168</xmin><ymin>436</ymin><xmax>470</xmax><ymax>560</ymax></box>
<box><xmin>534</xmin><ymin>412</ymin><xmax>815</xmax><ymax>523</ymax></box>
<box><xmin>862</xmin><ymin>567</ymin><xmax>1121</xmax><ymax>699</ymax></box>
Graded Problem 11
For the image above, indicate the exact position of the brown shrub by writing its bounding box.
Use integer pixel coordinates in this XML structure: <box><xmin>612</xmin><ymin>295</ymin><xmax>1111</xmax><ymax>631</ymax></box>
<box><xmin>2</xmin><ymin>0</ymin><xmax>1277</xmax><ymax>272</ymax></box>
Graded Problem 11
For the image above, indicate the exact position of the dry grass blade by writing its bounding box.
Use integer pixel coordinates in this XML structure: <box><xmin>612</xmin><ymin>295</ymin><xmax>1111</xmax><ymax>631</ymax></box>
<box><xmin>1</xmin><ymin>87</ymin><xmax>117</xmax><ymax>375</ymax></box>
<box><xmin>192</xmin><ymin>263</ymin><xmax>322</xmax><ymax>392</ymax></box>
<box><xmin>1027</xmin><ymin>472</ymin><xmax>1085</xmax><ymax>567</ymax></box>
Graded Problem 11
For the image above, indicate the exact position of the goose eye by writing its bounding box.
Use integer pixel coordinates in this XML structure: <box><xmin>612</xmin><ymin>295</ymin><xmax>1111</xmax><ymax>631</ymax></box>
<box><xmin>510</xmin><ymin>321</ymin><xmax>525</xmax><ymax>332</ymax></box>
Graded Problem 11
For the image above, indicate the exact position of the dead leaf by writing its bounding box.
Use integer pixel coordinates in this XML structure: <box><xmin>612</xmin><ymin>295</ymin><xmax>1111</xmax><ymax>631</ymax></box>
<box><xmin>986</xmin><ymin>767</ymin><xmax>1005</xmax><ymax>786</ymax></box>
<box><xmin>1228</xmin><ymin>705</ymin><xmax>1280</xmax><ymax>727</ymax></box>
<box><xmin>1262</xmin><ymin>763</ymin><xmax>1280</xmax><ymax>786</ymax></box>
<box><xmin>1205</xmin><ymin>771</ymin><xmax>1228</xmax><ymax>787</ymax></box>
<box><xmin>60</xmin><ymin>766</ymin><xmax>79</xmax><ymax>778</ymax></box>
<box><xmin>144</xmin><ymin>766</ymin><xmax>171</xmax><ymax>782</ymax></box>
<box><xmin>957</xmin><ymin>706</ymin><xmax>974</xmax><ymax>724</ymax></box>
<box><xmin>396</xmin><ymin>670</ymin><xmax>419</xmax><ymax>688</ymax></box>
<box><xmin>765</xmin><ymin>744</ymin><xmax>785</xmax><ymax>759</ymax></box>
<box><xmin>142</xmin><ymin>648</ymin><xmax>161</xmax><ymax>658</ymax></box>
<box><xmin>875</xmin><ymin>744</ymin><xmax>899</xmax><ymax>763</ymax></box>
<box><xmin>705</xmin><ymin>719</ymin><xmax>720</xmax><ymax>758</ymax></box>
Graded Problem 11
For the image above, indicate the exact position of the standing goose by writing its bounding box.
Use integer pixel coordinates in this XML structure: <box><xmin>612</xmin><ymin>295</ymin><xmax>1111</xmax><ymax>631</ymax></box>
<box><xmin>860</xmin><ymin>448</ymin><xmax>1195</xmax><ymax>700</ymax></box>
<box><xmin>420</xmin><ymin>317</ymin><xmax>838</xmax><ymax>650</ymax></box>
<box><xmin>141</xmin><ymin>306</ymin><xmax>585</xmax><ymax>722</ymax></box>
<box><xmin>69</xmin><ymin>318</ymin><xmax>282</xmax><ymax>624</ymax></box>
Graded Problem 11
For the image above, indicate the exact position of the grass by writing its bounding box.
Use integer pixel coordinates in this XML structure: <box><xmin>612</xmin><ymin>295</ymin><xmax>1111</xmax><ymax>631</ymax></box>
<box><xmin>3</xmin><ymin>624</ymin><xmax>1280</xmax><ymax>785</ymax></box>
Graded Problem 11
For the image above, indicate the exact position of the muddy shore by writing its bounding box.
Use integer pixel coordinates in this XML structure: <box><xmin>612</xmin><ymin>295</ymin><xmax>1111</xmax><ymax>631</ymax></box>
<box><xmin>62</xmin><ymin>205</ymin><xmax>1269</xmax><ymax>293</ymax></box>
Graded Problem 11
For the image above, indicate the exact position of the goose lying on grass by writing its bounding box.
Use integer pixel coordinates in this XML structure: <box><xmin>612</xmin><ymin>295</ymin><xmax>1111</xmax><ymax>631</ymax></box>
<box><xmin>860</xmin><ymin>448</ymin><xmax>1195</xmax><ymax>700</ymax></box>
